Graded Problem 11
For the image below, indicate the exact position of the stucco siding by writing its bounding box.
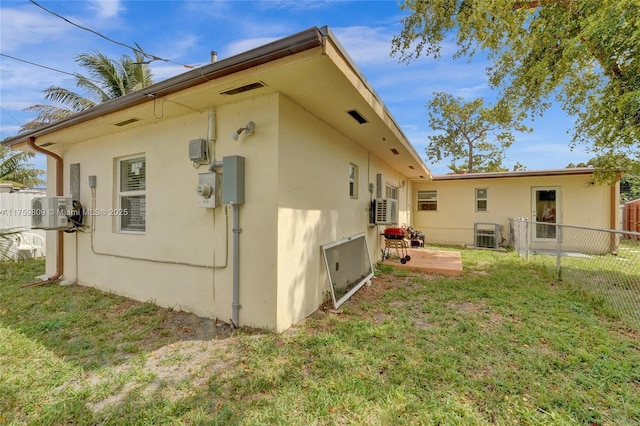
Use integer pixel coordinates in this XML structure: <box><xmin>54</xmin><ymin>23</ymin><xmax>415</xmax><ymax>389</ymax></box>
<box><xmin>413</xmin><ymin>174</ymin><xmax>613</xmax><ymax>247</ymax></box>
<box><xmin>275</xmin><ymin>94</ymin><xmax>408</xmax><ymax>330</ymax></box>
<box><xmin>45</xmin><ymin>94</ymin><xmax>283</xmax><ymax>329</ymax></box>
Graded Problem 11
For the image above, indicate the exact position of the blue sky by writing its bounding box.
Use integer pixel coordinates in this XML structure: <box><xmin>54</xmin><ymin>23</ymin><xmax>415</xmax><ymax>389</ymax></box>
<box><xmin>0</xmin><ymin>0</ymin><xmax>590</xmax><ymax>176</ymax></box>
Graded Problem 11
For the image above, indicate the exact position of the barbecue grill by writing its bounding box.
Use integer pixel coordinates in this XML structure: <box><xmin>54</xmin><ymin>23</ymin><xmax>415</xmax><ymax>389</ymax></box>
<box><xmin>382</xmin><ymin>227</ymin><xmax>411</xmax><ymax>264</ymax></box>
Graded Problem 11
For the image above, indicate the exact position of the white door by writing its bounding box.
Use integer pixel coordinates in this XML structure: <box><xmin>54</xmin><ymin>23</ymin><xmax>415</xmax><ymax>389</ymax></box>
<box><xmin>531</xmin><ymin>187</ymin><xmax>560</xmax><ymax>241</ymax></box>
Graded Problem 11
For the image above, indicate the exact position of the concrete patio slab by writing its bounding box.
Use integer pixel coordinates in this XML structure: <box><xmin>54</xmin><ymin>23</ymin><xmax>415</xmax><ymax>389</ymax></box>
<box><xmin>382</xmin><ymin>247</ymin><xmax>463</xmax><ymax>276</ymax></box>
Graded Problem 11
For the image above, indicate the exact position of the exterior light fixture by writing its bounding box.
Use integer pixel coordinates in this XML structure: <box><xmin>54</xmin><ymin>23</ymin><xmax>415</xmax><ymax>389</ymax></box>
<box><xmin>231</xmin><ymin>121</ymin><xmax>256</xmax><ymax>141</ymax></box>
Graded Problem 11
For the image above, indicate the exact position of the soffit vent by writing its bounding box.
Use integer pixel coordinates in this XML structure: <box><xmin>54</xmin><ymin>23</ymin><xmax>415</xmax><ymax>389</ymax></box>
<box><xmin>40</xmin><ymin>143</ymin><xmax>55</xmax><ymax>147</ymax></box>
<box><xmin>220</xmin><ymin>81</ymin><xmax>266</xmax><ymax>95</ymax></box>
<box><xmin>390</xmin><ymin>148</ymin><xmax>399</xmax><ymax>155</ymax></box>
<box><xmin>346</xmin><ymin>109</ymin><xmax>368</xmax><ymax>124</ymax></box>
<box><xmin>113</xmin><ymin>118</ymin><xmax>141</xmax><ymax>127</ymax></box>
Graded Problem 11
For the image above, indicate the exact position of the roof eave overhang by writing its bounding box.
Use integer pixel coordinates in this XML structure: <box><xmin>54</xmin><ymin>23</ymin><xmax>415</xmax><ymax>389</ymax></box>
<box><xmin>432</xmin><ymin>168</ymin><xmax>596</xmax><ymax>181</ymax></box>
<box><xmin>2</xmin><ymin>27</ymin><xmax>324</xmax><ymax>149</ymax></box>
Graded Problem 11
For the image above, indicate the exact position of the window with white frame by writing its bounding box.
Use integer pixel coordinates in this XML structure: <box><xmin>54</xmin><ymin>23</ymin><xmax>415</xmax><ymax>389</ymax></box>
<box><xmin>118</xmin><ymin>155</ymin><xmax>146</xmax><ymax>232</ymax></box>
<box><xmin>475</xmin><ymin>188</ymin><xmax>488</xmax><ymax>212</ymax></box>
<box><xmin>349</xmin><ymin>163</ymin><xmax>358</xmax><ymax>198</ymax></box>
<box><xmin>386</xmin><ymin>184</ymin><xmax>398</xmax><ymax>200</ymax></box>
<box><xmin>417</xmin><ymin>190</ymin><xmax>437</xmax><ymax>211</ymax></box>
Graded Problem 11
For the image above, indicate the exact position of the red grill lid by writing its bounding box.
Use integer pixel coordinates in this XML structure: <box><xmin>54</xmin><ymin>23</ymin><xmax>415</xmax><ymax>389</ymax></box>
<box><xmin>383</xmin><ymin>227</ymin><xmax>406</xmax><ymax>238</ymax></box>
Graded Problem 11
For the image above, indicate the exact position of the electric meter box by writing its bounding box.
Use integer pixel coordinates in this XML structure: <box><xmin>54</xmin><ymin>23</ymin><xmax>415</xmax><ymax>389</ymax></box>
<box><xmin>197</xmin><ymin>172</ymin><xmax>218</xmax><ymax>208</ymax></box>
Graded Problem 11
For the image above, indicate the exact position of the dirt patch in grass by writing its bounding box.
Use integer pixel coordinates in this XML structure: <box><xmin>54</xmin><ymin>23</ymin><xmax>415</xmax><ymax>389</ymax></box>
<box><xmin>448</xmin><ymin>301</ymin><xmax>486</xmax><ymax>313</ymax></box>
<box><xmin>85</xmin><ymin>338</ymin><xmax>239</xmax><ymax>414</ymax></box>
<box><xmin>314</xmin><ymin>273</ymin><xmax>435</xmax><ymax>329</ymax></box>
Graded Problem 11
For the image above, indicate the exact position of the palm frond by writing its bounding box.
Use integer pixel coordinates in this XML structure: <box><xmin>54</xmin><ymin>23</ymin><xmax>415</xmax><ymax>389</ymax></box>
<box><xmin>20</xmin><ymin>48</ymin><xmax>155</xmax><ymax>131</ymax></box>
<box><xmin>43</xmin><ymin>87</ymin><xmax>95</xmax><ymax>112</ymax></box>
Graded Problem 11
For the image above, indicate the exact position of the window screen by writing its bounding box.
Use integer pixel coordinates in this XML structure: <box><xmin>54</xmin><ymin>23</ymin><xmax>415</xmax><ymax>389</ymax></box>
<box><xmin>118</xmin><ymin>156</ymin><xmax>146</xmax><ymax>232</ymax></box>
<box><xmin>349</xmin><ymin>163</ymin><xmax>358</xmax><ymax>198</ymax></box>
<box><xmin>476</xmin><ymin>188</ymin><xmax>488</xmax><ymax>212</ymax></box>
<box><xmin>417</xmin><ymin>190</ymin><xmax>437</xmax><ymax>211</ymax></box>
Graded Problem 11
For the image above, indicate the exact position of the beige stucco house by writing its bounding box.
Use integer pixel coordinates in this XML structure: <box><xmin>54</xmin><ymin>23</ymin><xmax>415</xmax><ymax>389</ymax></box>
<box><xmin>412</xmin><ymin>169</ymin><xmax>620</xmax><ymax>252</ymax></box>
<box><xmin>3</xmin><ymin>26</ymin><xmax>619</xmax><ymax>332</ymax></box>
<box><xmin>3</xmin><ymin>27</ymin><xmax>430</xmax><ymax>331</ymax></box>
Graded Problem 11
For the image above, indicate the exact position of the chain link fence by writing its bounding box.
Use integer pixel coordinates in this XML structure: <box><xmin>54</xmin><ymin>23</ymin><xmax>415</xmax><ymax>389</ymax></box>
<box><xmin>510</xmin><ymin>218</ymin><xmax>640</xmax><ymax>330</ymax></box>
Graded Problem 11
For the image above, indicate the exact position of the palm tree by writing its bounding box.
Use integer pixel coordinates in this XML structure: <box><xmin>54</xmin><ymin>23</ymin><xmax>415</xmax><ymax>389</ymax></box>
<box><xmin>20</xmin><ymin>50</ymin><xmax>153</xmax><ymax>132</ymax></box>
<box><xmin>0</xmin><ymin>146</ymin><xmax>44</xmax><ymax>188</ymax></box>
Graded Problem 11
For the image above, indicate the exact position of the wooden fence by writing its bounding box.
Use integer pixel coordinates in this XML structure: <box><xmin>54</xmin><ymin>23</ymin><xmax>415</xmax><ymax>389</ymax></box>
<box><xmin>624</xmin><ymin>200</ymin><xmax>640</xmax><ymax>240</ymax></box>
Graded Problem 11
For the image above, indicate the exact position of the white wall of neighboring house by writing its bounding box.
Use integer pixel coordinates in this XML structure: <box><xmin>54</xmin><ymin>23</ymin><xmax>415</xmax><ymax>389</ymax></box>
<box><xmin>0</xmin><ymin>190</ymin><xmax>47</xmax><ymax>260</ymax></box>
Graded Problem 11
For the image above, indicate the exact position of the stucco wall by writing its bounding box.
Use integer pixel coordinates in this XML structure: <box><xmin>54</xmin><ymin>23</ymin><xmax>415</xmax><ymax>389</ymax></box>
<box><xmin>45</xmin><ymin>94</ymin><xmax>282</xmax><ymax>329</ymax></box>
<box><xmin>275</xmin><ymin>94</ymin><xmax>409</xmax><ymax>330</ymax></box>
<box><xmin>42</xmin><ymin>91</ymin><xmax>412</xmax><ymax>332</ymax></box>
<box><xmin>412</xmin><ymin>174</ymin><xmax>615</xmax><ymax>248</ymax></box>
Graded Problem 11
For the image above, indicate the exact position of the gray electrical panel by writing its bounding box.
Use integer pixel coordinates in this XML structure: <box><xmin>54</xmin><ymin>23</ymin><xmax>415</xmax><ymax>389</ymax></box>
<box><xmin>70</xmin><ymin>163</ymin><xmax>80</xmax><ymax>201</ymax></box>
<box><xmin>222</xmin><ymin>156</ymin><xmax>245</xmax><ymax>204</ymax></box>
<box><xmin>189</xmin><ymin>138</ymin><xmax>209</xmax><ymax>163</ymax></box>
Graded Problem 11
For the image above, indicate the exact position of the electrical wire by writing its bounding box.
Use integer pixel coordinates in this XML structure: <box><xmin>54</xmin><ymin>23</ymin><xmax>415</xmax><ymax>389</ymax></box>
<box><xmin>0</xmin><ymin>53</ymin><xmax>102</xmax><ymax>86</ymax></box>
<box><xmin>28</xmin><ymin>0</ymin><xmax>194</xmax><ymax>69</ymax></box>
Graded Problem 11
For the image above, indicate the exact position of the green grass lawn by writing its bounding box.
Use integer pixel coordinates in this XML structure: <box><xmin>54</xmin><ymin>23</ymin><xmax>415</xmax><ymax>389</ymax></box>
<box><xmin>1</xmin><ymin>251</ymin><xmax>639</xmax><ymax>425</ymax></box>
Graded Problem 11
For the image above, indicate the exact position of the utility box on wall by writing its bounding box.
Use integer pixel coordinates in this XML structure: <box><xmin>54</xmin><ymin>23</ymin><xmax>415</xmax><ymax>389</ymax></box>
<box><xmin>223</xmin><ymin>156</ymin><xmax>245</xmax><ymax>205</ymax></box>
<box><xmin>197</xmin><ymin>172</ymin><xmax>218</xmax><ymax>208</ymax></box>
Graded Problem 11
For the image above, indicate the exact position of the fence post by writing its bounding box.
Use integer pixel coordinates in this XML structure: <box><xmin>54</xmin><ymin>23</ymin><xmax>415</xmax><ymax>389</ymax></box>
<box><xmin>556</xmin><ymin>224</ymin><xmax>562</xmax><ymax>281</ymax></box>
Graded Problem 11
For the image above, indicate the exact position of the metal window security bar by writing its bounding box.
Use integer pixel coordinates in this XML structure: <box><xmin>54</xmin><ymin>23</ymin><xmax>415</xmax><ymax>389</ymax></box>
<box><xmin>509</xmin><ymin>218</ymin><xmax>640</xmax><ymax>331</ymax></box>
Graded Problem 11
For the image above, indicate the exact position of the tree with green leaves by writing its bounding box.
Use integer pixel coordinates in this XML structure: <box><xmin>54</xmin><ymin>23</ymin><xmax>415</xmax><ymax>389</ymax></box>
<box><xmin>426</xmin><ymin>92</ymin><xmax>531</xmax><ymax>173</ymax></box>
<box><xmin>392</xmin><ymin>0</ymin><xmax>639</xmax><ymax>182</ymax></box>
<box><xmin>0</xmin><ymin>146</ymin><xmax>44</xmax><ymax>188</ymax></box>
<box><xmin>21</xmin><ymin>50</ymin><xmax>153</xmax><ymax>131</ymax></box>
<box><xmin>620</xmin><ymin>174</ymin><xmax>640</xmax><ymax>202</ymax></box>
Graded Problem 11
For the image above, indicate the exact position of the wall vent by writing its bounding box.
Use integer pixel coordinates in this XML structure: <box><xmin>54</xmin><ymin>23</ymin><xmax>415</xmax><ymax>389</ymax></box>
<box><xmin>346</xmin><ymin>109</ymin><xmax>368</xmax><ymax>124</ymax></box>
<box><xmin>113</xmin><ymin>118</ymin><xmax>141</xmax><ymax>127</ymax></box>
<box><xmin>220</xmin><ymin>81</ymin><xmax>266</xmax><ymax>95</ymax></box>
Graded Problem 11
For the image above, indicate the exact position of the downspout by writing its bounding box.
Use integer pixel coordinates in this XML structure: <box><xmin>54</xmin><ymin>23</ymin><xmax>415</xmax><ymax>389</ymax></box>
<box><xmin>25</xmin><ymin>136</ymin><xmax>64</xmax><ymax>285</ymax></box>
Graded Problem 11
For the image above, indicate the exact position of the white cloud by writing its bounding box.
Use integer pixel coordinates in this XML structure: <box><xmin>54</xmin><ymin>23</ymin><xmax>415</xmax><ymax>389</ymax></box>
<box><xmin>88</xmin><ymin>0</ymin><xmax>123</xmax><ymax>19</ymax></box>
<box><xmin>223</xmin><ymin>37</ymin><xmax>280</xmax><ymax>58</ymax></box>
<box><xmin>0</xmin><ymin>6</ymin><xmax>71</xmax><ymax>51</ymax></box>
<box><xmin>149</xmin><ymin>64</ymin><xmax>194</xmax><ymax>83</ymax></box>
<box><xmin>332</xmin><ymin>26</ymin><xmax>396</xmax><ymax>65</ymax></box>
<box><xmin>453</xmin><ymin>84</ymin><xmax>490</xmax><ymax>99</ymax></box>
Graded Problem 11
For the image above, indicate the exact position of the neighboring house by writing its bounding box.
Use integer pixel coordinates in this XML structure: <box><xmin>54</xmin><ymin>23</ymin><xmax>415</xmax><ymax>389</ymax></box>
<box><xmin>413</xmin><ymin>169</ymin><xmax>620</xmax><ymax>252</ymax></box>
<box><xmin>2</xmin><ymin>27</ymin><xmax>430</xmax><ymax>332</ymax></box>
<box><xmin>2</xmin><ymin>26</ymin><xmax>620</xmax><ymax>331</ymax></box>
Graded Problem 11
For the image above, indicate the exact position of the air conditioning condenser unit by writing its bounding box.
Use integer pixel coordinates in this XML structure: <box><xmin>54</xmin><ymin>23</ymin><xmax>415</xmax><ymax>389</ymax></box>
<box><xmin>373</xmin><ymin>198</ymin><xmax>398</xmax><ymax>225</ymax></box>
<box><xmin>31</xmin><ymin>197</ymin><xmax>72</xmax><ymax>230</ymax></box>
<box><xmin>473</xmin><ymin>222</ymin><xmax>501</xmax><ymax>248</ymax></box>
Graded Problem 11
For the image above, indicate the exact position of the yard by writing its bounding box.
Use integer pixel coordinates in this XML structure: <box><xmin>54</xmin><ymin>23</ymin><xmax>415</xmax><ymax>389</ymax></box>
<box><xmin>1</xmin><ymin>249</ymin><xmax>639</xmax><ymax>425</ymax></box>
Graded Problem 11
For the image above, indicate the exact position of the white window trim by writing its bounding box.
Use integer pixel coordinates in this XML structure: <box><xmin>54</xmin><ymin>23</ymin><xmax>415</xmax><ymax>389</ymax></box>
<box><xmin>475</xmin><ymin>187</ymin><xmax>488</xmax><ymax>212</ymax></box>
<box><xmin>417</xmin><ymin>190</ymin><xmax>438</xmax><ymax>211</ymax></box>
<box><xmin>117</xmin><ymin>154</ymin><xmax>146</xmax><ymax>234</ymax></box>
<box><xmin>349</xmin><ymin>163</ymin><xmax>358</xmax><ymax>199</ymax></box>
<box><xmin>386</xmin><ymin>183</ymin><xmax>398</xmax><ymax>200</ymax></box>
